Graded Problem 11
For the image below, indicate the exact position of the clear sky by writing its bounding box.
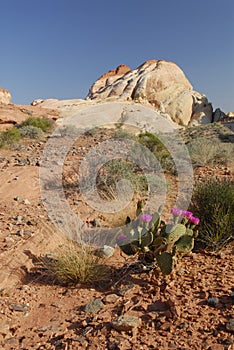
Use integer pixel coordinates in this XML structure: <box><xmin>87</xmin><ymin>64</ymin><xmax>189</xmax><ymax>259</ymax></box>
<box><xmin>0</xmin><ymin>0</ymin><xmax>233</xmax><ymax>112</ymax></box>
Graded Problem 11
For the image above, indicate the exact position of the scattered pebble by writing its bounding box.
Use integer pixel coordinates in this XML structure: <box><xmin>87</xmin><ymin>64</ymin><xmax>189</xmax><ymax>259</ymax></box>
<box><xmin>112</xmin><ymin>314</ymin><xmax>141</xmax><ymax>331</ymax></box>
<box><xmin>94</xmin><ymin>245</ymin><xmax>115</xmax><ymax>258</ymax></box>
<box><xmin>83</xmin><ymin>298</ymin><xmax>105</xmax><ymax>313</ymax></box>
<box><xmin>9</xmin><ymin>303</ymin><xmax>29</xmax><ymax>312</ymax></box>
<box><xmin>226</xmin><ymin>319</ymin><xmax>234</xmax><ymax>332</ymax></box>
<box><xmin>207</xmin><ymin>297</ymin><xmax>219</xmax><ymax>307</ymax></box>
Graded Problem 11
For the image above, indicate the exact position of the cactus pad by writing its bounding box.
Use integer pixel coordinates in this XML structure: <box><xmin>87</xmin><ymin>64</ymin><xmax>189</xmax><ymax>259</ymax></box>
<box><xmin>156</xmin><ymin>252</ymin><xmax>174</xmax><ymax>274</ymax></box>
<box><xmin>167</xmin><ymin>224</ymin><xmax>186</xmax><ymax>243</ymax></box>
<box><xmin>119</xmin><ymin>242</ymin><xmax>139</xmax><ymax>255</ymax></box>
<box><xmin>140</xmin><ymin>231</ymin><xmax>153</xmax><ymax>248</ymax></box>
<box><xmin>175</xmin><ymin>235</ymin><xmax>194</xmax><ymax>253</ymax></box>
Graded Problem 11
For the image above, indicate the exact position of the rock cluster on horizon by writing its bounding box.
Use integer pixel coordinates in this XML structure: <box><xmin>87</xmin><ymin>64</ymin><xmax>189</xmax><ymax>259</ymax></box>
<box><xmin>0</xmin><ymin>87</ymin><xmax>11</xmax><ymax>104</ymax></box>
<box><xmin>1</xmin><ymin>59</ymin><xmax>233</xmax><ymax>128</ymax></box>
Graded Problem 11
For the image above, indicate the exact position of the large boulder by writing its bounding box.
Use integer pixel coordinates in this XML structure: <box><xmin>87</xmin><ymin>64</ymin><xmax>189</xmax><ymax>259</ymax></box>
<box><xmin>0</xmin><ymin>87</ymin><xmax>12</xmax><ymax>104</ymax></box>
<box><xmin>86</xmin><ymin>60</ymin><xmax>213</xmax><ymax>126</ymax></box>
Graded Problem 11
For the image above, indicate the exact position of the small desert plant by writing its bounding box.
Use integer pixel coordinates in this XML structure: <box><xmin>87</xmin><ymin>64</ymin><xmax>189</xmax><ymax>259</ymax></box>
<box><xmin>58</xmin><ymin>125</ymin><xmax>80</xmax><ymax>137</ymax></box>
<box><xmin>188</xmin><ymin>138</ymin><xmax>234</xmax><ymax>167</ymax></box>
<box><xmin>96</xmin><ymin>159</ymin><xmax>148</xmax><ymax>200</ymax></box>
<box><xmin>138</xmin><ymin>132</ymin><xmax>169</xmax><ymax>154</ymax></box>
<box><xmin>114</xmin><ymin>128</ymin><xmax>136</xmax><ymax>140</ymax></box>
<box><xmin>116</xmin><ymin>206</ymin><xmax>199</xmax><ymax>275</ymax></box>
<box><xmin>136</xmin><ymin>132</ymin><xmax>175</xmax><ymax>173</ymax></box>
<box><xmin>190</xmin><ymin>178</ymin><xmax>234</xmax><ymax>250</ymax></box>
<box><xmin>20</xmin><ymin>116</ymin><xmax>54</xmax><ymax>133</ymax></box>
<box><xmin>43</xmin><ymin>242</ymin><xmax>110</xmax><ymax>284</ymax></box>
<box><xmin>0</xmin><ymin>127</ymin><xmax>21</xmax><ymax>148</ymax></box>
<box><xmin>19</xmin><ymin>125</ymin><xmax>44</xmax><ymax>139</ymax></box>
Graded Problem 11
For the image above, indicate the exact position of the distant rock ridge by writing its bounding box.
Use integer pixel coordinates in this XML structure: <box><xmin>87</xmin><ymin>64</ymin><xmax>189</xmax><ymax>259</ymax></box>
<box><xmin>0</xmin><ymin>87</ymin><xmax>12</xmax><ymax>104</ymax></box>
<box><xmin>25</xmin><ymin>59</ymin><xmax>233</xmax><ymax>128</ymax></box>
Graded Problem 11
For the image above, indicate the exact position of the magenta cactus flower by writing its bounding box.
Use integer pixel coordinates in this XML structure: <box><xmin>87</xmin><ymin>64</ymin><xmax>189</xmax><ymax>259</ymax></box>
<box><xmin>141</xmin><ymin>214</ymin><xmax>153</xmax><ymax>223</ymax></box>
<box><xmin>182</xmin><ymin>210</ymin><xmax>193</xmax><ymax>219</ymax></box>
<box><xmin>171</xmin><ymin>208</ymin><xmax>183</xmax><ymax>216</ymax></box>
<box><xmin>189</xmin><ymin>216</ymin><xmax>200</xmax><ymax>225</ymax></box>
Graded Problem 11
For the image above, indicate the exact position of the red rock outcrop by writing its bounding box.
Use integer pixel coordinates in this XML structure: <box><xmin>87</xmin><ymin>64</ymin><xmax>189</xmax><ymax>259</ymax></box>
<box><xmin>0</xmin><ymin>104</ymin><xmax>59</xmax><ymax>130</ymax></box>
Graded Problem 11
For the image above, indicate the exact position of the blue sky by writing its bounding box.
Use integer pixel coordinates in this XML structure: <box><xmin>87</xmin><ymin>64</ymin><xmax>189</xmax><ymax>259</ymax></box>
<box><xmin>0</xmin><ymin>0</ymin><xmax>233</xmax><ymax>112</ymax></box>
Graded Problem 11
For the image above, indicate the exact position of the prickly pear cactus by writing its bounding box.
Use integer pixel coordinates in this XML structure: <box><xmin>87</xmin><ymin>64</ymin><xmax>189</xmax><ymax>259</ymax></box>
<box><xmin>156</xmin><ymin>252</ymin><xmax>174</xmax><ymax>275</ymax></box>
<box><xmin>152</xmin><ymin>236</ymin><xmax>166</xmax><ymax>249</ymax></box>
<box><xmin>151</xmin><ymin>212</ymin><xmax>160</xmax><ymax>234</ymax></box>
<box><xmin>175</xmin><ymin>235</ymin><xmax>194</xmax><ymax>253</ymax></box>
<box><xmin>185</xmin><ymin>228</ymin><xmax>194</xmax><ymax>237</ymax></box>
<box><xmin>118</xmin><ymin>242</ymin><xmax>139</xmax><ymax>256</ymax></box>
<box><xmin>140</xmin><ymin>231</ymin><xmax>153</xmax><ymax>250</ymax></box>
<box><xmin>167</xmin><ymin>224</ymin><xmax>186</xmax><ymax>243</ymax></box>
<box><xmin>117</xmin><ymin>204</ymin><xmax>199</xmax><ymax>275</ymax></box>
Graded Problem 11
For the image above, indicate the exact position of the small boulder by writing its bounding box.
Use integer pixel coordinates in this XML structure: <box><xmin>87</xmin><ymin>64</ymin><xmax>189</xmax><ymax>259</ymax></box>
<box><xmin>83</xmin><ymin>298</ymin><xmax>105</xmax><ymax>313</ymax></box>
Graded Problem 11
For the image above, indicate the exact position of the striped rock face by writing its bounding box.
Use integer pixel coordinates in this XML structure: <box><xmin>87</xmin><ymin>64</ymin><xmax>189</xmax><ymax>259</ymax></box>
<box><xmin>0</xmin><ymin>87</ymin><xmax>12</xmax><ymax>104</ymax></box>
<box><xmin>86</xmin><ymin>60</ymin><xmax>213</xmax><ymax>126</ymax></box>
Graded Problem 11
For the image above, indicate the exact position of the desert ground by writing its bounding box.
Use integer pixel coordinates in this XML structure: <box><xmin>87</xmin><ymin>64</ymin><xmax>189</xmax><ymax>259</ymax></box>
<box><xmin>0</xmin><ymin>124</ymin><xmax>233</xmax><ymax>350</ymax></box>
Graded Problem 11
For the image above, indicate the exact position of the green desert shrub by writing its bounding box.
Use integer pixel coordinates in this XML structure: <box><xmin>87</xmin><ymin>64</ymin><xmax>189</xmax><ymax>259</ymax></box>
<box><xmin>188</xmin><ymin>138</ymin><xmax>234</xmax><ymax>167</ymax></box>
<box><xmin>0</xmin><ymin>127</ymin><xmax>21</xmax><ymax>148</ymax></box>
<box><xmin>114</xmin><ymin>128</ymin><xmax>136</xmax><ymax>140</ymax></box>
<box><xmin>96</xmin><ymin>159</ymin><xmax>148</xmax><ymax>200</ymax></box>
<box><xmin>43</xmin><ymin>243</ymin><xmax>110</xmax><ymax>285</ymax></box>
<box><xmin>137</xmin><ymin>132</ymin><xmax>175</xmax><ymax>173</ymax></box>
<box><xmin>190</xmin><ymin>178</ymin><xmax>234</xmax><ymax>250</ymax></box>
<box><xmin>21</xmin><ymin>116</ymin><xmax>54</xmax><ymax>132</ymax></box>
<box><xmin>138</xmin><ymin>132</ymin><xmax>169</xmax><ymax>154</ymax></box>
<box><xmin>19</xmin><ymin>125</ymin><xmax>44</xmax><ymax>139</ymax></box>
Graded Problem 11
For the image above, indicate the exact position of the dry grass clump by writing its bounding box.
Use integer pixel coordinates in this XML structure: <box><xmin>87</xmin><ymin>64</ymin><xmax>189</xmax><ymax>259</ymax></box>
<box><xmin>42</xmin><ymin>242</ymin><xmax>110</xmax><ymax>285</ymax></box>
<box><xmin>190</xmin><ymin>178</ymin><xmax>234</xmax><ymax>250</ymax></box>
<box><xmin>188</xmin><ymin>137</ymin><xmax>234</xmax><ymax>167</ymax></box>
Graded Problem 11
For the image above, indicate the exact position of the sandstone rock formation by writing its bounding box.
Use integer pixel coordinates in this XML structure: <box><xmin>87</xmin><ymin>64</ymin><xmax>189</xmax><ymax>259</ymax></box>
<box><xmin>88</xmin><ymin>64</ymin><xmax>131</xmax><ymax>98</ymax></box>
<box><xmin>86</xmin><ymin>60</ymin><xmax>213</xmax><ymax>126</ymax></box>
<box><xmin>0</xmin><ymin>104</ymin><xmax>59</xmax><ymax>130</ymax></box>
<box><xmin>0</xmin><ymin>87</ymin><xmax>12</xmax><ymax>104</ymax></box>
<box><xmin>212</xmin><ymin>108</ymin><xmax>228</xmax><ymax>123</ymax></box>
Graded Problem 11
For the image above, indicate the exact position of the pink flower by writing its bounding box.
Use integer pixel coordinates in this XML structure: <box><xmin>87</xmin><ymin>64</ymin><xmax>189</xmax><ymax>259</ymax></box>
<box><xmin>189</xmin><ymin>216</ymin><xmax>200</xmax><ymax>225</ymax></box>
<box><xmin>141</xmin><ymin>214</ymin><xmax>153</xmax><ymax>223</ymax></box>
<box><xmin>171</xmin><ymin>208</ymin><xmax>183</xmax><ymax>216</ymax></box>
<box><xmin>117</xmin><ymin>235</ymin><xmax>127</xmax><ymax>241</ymax></box>
<box><xmin>182</xmin><ymin>210</ymin><xmax>193</xmax><ymax>219</ymax></box>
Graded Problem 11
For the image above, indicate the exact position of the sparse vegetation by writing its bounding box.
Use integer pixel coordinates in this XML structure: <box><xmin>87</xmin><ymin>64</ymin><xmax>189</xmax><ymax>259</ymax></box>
<box><xmin>42</xmin><ymin>242</ymin><xmax>110</xmax><ymax>285</ymax></box>
<box><xmin>114</xmin><ymin>128</ymin><xmax>136</xmax><ymax>140</ymax></box>
<box><xmin>136</xmin><ymin>132</ymin><xmax>176</xmax><ymax>173</ymax></box>
<box><xmin>0</xmin><ymin>127</ymin><xmax>21</xmax><ymax>148</ymax></box>
<box><xmin>20</xmin><ymin>116</ymin><xmax>54</xmax><ymax>133</ymax></box>
<box><xmin>188</xmin><ymin>137</ymin><xmax>234</xmax><ymax>167</ymax></box>
<box><xmin>96</xmin><ymin>159</ymin><xmax>149</xmax><ymax>200</ymax></box>
<box><xmin>190</xmin><ymin>178</ymin><xmax>234</xmax><ymax>250</ymax></box>
<box><xmin>19</xmin><ymin>125</ymin><xmax>44</xmax><ymax>139</ymax></box>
